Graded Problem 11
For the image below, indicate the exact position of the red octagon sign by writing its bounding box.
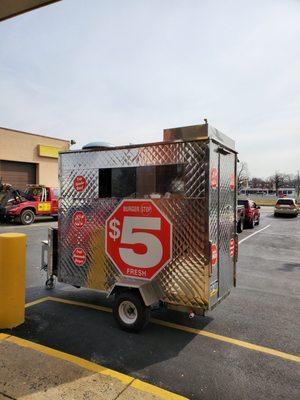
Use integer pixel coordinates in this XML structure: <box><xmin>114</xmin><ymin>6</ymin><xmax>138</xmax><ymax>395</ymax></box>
<box><xmin>229</xmin><ymin>174</ymin><xmax>235</xmax><ymax>191</ymax></box>
<box><xmin>72</xmin><ymin>247</ymin><xmax>86</xmax><ymax>267</ymax></box>
<box><xmin>73</xmin><ymin>175</ymin><xmax>87</xmax><ymax>192</ymax></box>
<box><xmin>72</xmin><ymin>211</ymin><xmax>86</xmax><ymax>229</ymax></box>
<box><xmin>105</xmin><ymin>199</ymin><xmax>172</xmax><ymax>280</ymax></box>
<box><xmin>211</xmin><ymin>168</ymin><xmax>218</xmax><ymax>189</ymax></box>
<box><xmin>211</xmin><ymin>243</ymin><xmax>218</xmax><ymax>267</ymax></box>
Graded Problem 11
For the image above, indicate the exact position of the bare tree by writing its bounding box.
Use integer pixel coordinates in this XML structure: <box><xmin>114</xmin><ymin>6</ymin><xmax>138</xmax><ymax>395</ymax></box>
<box><xmin>269</xmin><ymin>172</ymin><xmax>284</xmax><ymax>195</ymax></box>
<box><xmin>237</xmin><ymin>161</ymin><xmax>249</xmax><ymax>189</ymax></box>
<box><xmin>250</xmin><ymin>177</ymin><xmax>266</xmax><ymax>188</ymax></box>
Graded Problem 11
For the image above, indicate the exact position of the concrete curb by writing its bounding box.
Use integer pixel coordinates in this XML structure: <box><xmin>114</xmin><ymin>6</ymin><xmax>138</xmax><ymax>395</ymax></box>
<box><xmin>0</xmin><ymin>334</ymin><xmax>187</xmax><ymax>400</ymax></box>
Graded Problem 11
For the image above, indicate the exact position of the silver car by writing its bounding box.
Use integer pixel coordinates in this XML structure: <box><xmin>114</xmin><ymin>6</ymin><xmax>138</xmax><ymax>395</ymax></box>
<box><xmin>274</xmin><ymin>198</ymin><xmax>299</xmax><ymax>217</ymax></box>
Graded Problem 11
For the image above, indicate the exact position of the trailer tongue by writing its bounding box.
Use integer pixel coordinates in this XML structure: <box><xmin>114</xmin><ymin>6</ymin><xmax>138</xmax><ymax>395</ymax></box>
<box><xmin>42</xmin><ymin>123</ymin><xmax>238</xmax><ymax>332</ymax></box>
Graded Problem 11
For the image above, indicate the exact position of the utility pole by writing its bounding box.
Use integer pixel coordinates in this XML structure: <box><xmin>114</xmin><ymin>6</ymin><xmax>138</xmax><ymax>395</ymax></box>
<box><xmin>297</xmin><ymin>170</ymin><xmax>300</xmax><ymax>198</ymax></box>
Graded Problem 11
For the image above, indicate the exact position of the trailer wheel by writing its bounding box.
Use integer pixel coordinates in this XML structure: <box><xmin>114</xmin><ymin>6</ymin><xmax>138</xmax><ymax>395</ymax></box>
<box><xmin>45</xmin><ymin>276</ymin><xmax>55</xmax><ymax>290</ymax></box>
<box><xmin>20</xmin><ymin>209</ymin><xmax>35</xmax><ymax>225</ymax></box>
<box><xmin>113</xmin><ymin>291</ymin><xmax>150</xmax><ymax>332</ymax></box>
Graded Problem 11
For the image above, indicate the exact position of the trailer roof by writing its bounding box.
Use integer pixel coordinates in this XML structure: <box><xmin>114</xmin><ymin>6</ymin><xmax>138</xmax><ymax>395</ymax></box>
<box><xmin>60</xmin><ymin>124</ymin><xmax>236</xmax><ymax>155</ymax></box>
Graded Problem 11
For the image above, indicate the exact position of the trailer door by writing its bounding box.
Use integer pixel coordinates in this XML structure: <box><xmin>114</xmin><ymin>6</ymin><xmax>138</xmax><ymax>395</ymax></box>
<box><xmin>218</xmin><ymin>151</ymin><xmax>236</xmax><ymax>298</ymax></box>
<box><xmin>209</xmin><ymin>145</ymin><xmax>236</xmax><ymax>306</ymax></box>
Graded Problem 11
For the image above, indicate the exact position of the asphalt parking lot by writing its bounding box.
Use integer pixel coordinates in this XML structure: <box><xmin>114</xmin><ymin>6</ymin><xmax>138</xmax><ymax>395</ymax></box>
<box><xmin>0</xmin><ymin>207</ymin><xmax>299</xmax><ymax>399</ymax></box>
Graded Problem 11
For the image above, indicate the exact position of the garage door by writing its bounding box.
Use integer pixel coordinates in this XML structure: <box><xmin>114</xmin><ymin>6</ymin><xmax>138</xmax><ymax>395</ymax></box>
<box><xmin>0</xmin><ymin>160</ymin><xmax>36</xmax><ymax>190</ymax></box>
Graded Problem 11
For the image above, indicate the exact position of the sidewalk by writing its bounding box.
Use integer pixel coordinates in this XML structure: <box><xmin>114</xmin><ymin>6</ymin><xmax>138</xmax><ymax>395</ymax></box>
<box><xmin>0</xmin><ymin>334</ymin><xmax>186</xmax><ymax>400</ymax></box>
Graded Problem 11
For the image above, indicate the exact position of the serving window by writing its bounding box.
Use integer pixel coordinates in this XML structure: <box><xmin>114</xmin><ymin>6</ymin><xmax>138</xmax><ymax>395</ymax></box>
<box><xmin>99</xmin><ymin>164</ymin><xmax>184</xmax><ymax>198</ymax></box>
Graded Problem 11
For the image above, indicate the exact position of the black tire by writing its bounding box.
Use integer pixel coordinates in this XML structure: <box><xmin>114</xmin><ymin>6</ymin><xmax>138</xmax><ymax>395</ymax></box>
<box><xmin>113</xmin><ymin>291</ymin><xmax>150</xmax><ymax>333</ymax></box>
<box><xmin>256</xmin><ymin>218</ymin><xmax>260</xmax><ymax>226</ymax></box>
<box><xmin>274</xmin><ymin>213</ymin><xmax>278</xmax><ymax>217</ymax></box>
<box><xmin>248</xmin><ymin>218</ymin><xmax>255</xmax><ymax>229</ymax></box>
<box><xmin>237</xmin><ymin>219</ymin><xmax>243</xmax><ymax>233</ymax></box>
<box><xmin>20</xmin><ymin>209</ymin><xmax>35</xmax><ymax>225</ymax></box>
<box><xmin>45</xmin><ymin>277</ymin><xmax>55</xmax><ymax>290</ymax></box>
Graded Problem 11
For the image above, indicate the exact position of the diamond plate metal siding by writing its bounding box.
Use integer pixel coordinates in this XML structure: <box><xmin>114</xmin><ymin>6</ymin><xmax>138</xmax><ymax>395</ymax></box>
<box><xmin>61</xmin><ymin>168</ymin><xmax>99</xmax><ymax>200</ymax></box>
<box><xmin>58</xmin><ymin>140</ymin><xmax>212</xmax><ymax>309</ymax></box>
<box><xmin>58</xmin><ymin>198</ymin><xmax>119</xmax><ymax>290</ymax></box>
<box><xmin>153</xmin><ymin>198</ymin><xmax>209</xmax><ymax>307</ymax></box>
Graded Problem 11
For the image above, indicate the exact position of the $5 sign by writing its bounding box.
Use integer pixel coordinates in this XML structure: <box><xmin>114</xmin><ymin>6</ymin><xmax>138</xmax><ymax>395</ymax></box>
<box><xmin>105</xmin><ymin>200</ymin><xmax>172</xmax><ymax>280</ymax></box>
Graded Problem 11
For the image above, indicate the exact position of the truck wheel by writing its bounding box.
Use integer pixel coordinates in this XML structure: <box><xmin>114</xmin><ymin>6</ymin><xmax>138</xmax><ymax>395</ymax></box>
<box><xmin>248</xmin><ymin>218</ymin><xmax>254</xmax><ymax>229</ymax></box>
<box><xmin>113</xmin><ymin>291</ymin><xmax>150</xmax><ymax>333</ymax></box>
<box><xmin>20</xmin><ymin>209</ymin><xmax>35</xmax><ymax>225</ymax></box>
<box><xmin>237</xmin><ymin>220</ymin><xmax>243</xmax><ymax>233</ymax></box>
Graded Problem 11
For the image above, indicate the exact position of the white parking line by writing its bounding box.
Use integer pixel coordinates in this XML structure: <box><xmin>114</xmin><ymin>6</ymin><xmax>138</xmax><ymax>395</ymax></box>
<box><xmin>239</xmin><ymin>224</ymin><xmax>271</xmax><ymax>244</ymax></box>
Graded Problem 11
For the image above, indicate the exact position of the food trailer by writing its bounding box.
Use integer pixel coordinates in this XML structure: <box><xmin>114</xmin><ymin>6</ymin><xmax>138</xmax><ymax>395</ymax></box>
<box><xmin>42</xmin><ymin>123</ymin><xmax>238</xmax><ymax>332</ymax></box>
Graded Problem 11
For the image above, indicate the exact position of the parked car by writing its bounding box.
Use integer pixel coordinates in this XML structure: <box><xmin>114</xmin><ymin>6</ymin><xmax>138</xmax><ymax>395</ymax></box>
<box><xmin>237</xmin><ymin>199</ymin><xmax>260</xmax><ymax>228</ymax></box>
<box><xmin>237</xmin><ymin>204</ymin><xmax>245</xmax><ymax>233</ymax></box>
<box><xmin>274</xmin><ymin>198</ymin><xmax>298</xmax><ymax>217</ymax></box>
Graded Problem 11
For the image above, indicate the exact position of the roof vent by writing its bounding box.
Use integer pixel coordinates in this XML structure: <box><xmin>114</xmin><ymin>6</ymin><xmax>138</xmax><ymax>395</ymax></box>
<box><xmin>82</xmin><ymin>141</ymin><xmax>113</xmax><ymax>150</ymax></box>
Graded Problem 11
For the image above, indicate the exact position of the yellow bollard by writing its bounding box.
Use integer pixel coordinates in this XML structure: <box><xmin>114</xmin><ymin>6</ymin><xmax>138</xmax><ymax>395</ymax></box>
<box><xmin>0</xmin><ymin>233</ymin><xmax>26</xmax><ymax>329</ymax></box>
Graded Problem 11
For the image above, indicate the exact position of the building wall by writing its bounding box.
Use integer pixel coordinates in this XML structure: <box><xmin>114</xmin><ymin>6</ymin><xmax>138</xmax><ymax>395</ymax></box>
<box><xmin>0</xmin><ymin>127</ymin><xmax>70</xmax><ymax>187</ymax></box>
<box><xmin>0</xmin><ymin>0</ymin><xmax>61</xmax><ymax>22</ymax></box>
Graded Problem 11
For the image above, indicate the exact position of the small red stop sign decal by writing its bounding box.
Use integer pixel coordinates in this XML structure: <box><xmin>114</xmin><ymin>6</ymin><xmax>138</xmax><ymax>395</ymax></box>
<box><xmin>211</xmin><ymin>168</ymin><xmax>218</xmax><ymax>189</ymax></box>
<box><xmin>73</xmin><ymin>176</ymin><xmax>87</xmax><ymax>192</ymax></box>
<box><xmin>229</xmin><ymin>239</ymin><xmax>235</xmax><ymax>257</ymax></box>
<box><xmin>230</xmin><ymin>174</ymin><xmax>235</xmax><ymax>190</ymax></box>
<box><xmin>72</xmin><ymin>247</ymin><xmax>86</xmax><ymax>266</ymax></box>
<box><xmin>105</xmin><ymin>199</ymin><xmax>172</xmax><ymax>280</ymax></box>
<box><xmin>211</xmin><ymin>243</ymin><xmax>218</xmax><ymax>267</ymax></box>
<box><xmin>72</xmin><ymin>211</ymin><xmax>86</xmax><ymax>229</ymax></box>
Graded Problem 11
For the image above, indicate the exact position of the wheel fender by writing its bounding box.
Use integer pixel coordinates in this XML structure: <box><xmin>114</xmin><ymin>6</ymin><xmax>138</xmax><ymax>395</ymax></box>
<box><xmin>108</xmin><ymin>281</ymin><xmax>159</xmax><ymax>306</ymax></box>
<box><xmin>21</xmin><ymin>207</ymin><xmax>36</xmax><ymax>215</ymax></box>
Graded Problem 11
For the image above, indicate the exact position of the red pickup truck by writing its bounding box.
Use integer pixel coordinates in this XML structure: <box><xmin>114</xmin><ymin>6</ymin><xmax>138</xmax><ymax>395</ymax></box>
<box><xmin>237</xmin><ymin>205</ymin><xmax>245</xmax><ymax>233</ymax></box>
<box><xmin>237</xmin><ymin>199</ymin><xmax>260</xmax><ymax>228</ymax></box>
<box><xmin>4</xmin><ymin>185</ymin><xmax>59</xmax><ymax>225</ymax></box>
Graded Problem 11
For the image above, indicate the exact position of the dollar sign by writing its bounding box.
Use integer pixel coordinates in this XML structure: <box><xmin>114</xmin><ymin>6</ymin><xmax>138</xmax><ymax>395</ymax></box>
<box><xmin>109</xmin><ymin>218</ymin><xmax>121</xmax><ymax>241</ymax></box>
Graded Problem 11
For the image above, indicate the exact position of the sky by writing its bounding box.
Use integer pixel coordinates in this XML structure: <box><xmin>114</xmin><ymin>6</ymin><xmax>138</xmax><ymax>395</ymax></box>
<box><xmin>0</xmin><ymin>0</ymin><xmax>299</xmax><ymax>178</ymax></box>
